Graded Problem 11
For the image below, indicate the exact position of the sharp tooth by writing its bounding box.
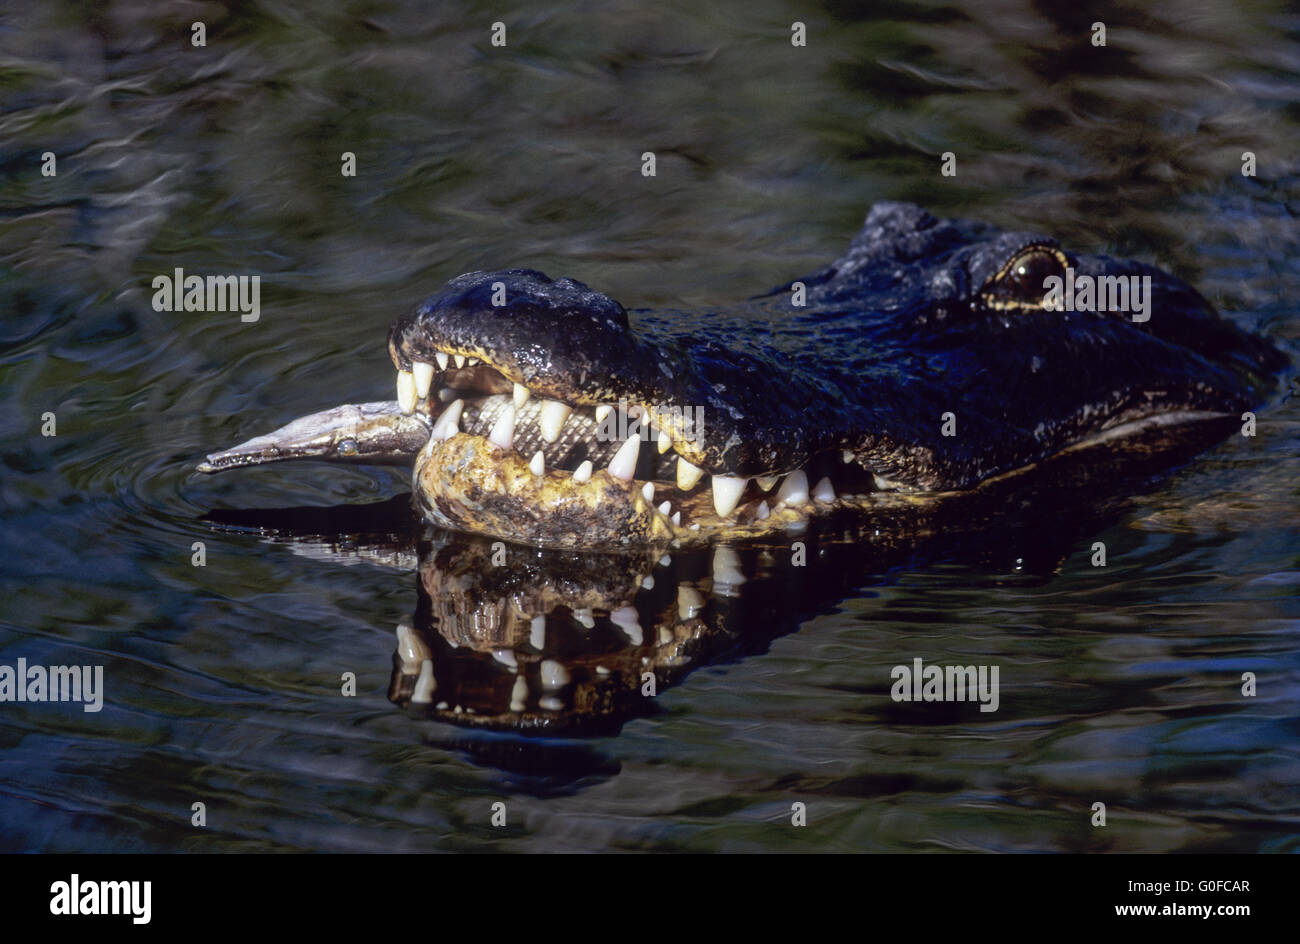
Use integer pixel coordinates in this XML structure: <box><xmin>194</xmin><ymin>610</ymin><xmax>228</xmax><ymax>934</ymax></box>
<box><xmin>813</xmin><ymin>476</ymin><xmax>836</xmax><ymax>503</ymax></box>
<box><xmin>677</xmin><ymin>585</ymin><xmax>704</xmax><ymax>620</ymax></box>
<box><xmin>676</xmin><ymin>457</ymin><xmax>704</xmax><ymax>490</ymax></box>
<box><xmin>431</xmin><ymin>399</ymin><xmax>464</xmax><ymax>440</ymax></box>
<box><xmin>396</xmin><ymin>370</ymin><xmax>417</xmax><ymax>413</ymax></box>
<box><xmin>657</xmin><ymin>429</ymin><xmax>672</xmax><ymax>454</ymax></box>
<box><xmin>572</xmin><ymin>460</ymin><xmax>593</xmax><ymax>483</ymax></box>
<box><xmin>756</xmin><ymin>475</ymin><xmax>778</xmax><ymax>490</ymax></box>
<box><xmin>529</xmin><ymin>615</ymin><xmax>546</xmax><ymax>650</ymax></box>
<box><xmin>642</xmin><ymin>576</ymin><xmax>655</xmax><ymax>589</ymax></box>
<box><xmin>595</xmin><ymin>405</ymin><xmax>614</xmax><ymax>424</ymax></box>
<box><xmin>573</xmin><ymin>608</ymin><xmax>595</xmax><ymax>629</ymax></box>
<box><xmin>467</xmin><ymin>357</ymin><xmax>480</xmax><ymax>366</ymax></box>
<box><xmin>413</xmin><ymin>361</ymin><xmax>434</xmax><ymax>399</ymax></box>
<box><xmin>671</xmin><ymin>511</ymin><xmax>681</xmax><ymax>526</ymax></box>
<box><xmin>529</xmin><ymin>450</ymin><xmax>545</xmax><ymax>477</ymax></box>
<box><xmin>454</xmin><ymin>354</ymin><xmax>465</xmax><ymax>368</ymax></box>
<box><xmin>435</xmin><ymin>352</ymin><xmax>450</xmax><ymax>370</ymax></box>
<box><xmin>488</xmin><ymin>403</ymin><xmax>516</xmax><ymax>450</ymax></box>
<box><xmin>411</xmin><ymin>659</ymin><xmax>436</xmax><ymax>704</ymax></box>
<box><xmin>513</xmin><ymin>382</ymin><xmax>531</xmax><ymax>408</ymax></box>
<box><xmin>539</xmin><ymin>660</ymin><xmax>569</xmax><ymax>690</ymax></box>
<box><xmin>395</xmin><ymin>622</ymin><xmax>430</xmax><ymax>667</ymax></box>
<box><xmin>842</xmin><ymin>450</ymin><xmax>855</xmax><ymax>464</ymax></box>
<box><xmin>539</xmin><ymin>400</ymin><xmax>572</xmax><ymax>443</ymax></box>
<box><xmin>775</xmin><ymin>470</ymin><xmax>809</xmax><ymax>506</ymax></box>
<box><xmin>642</xmin><ymin>482</ymin><xmax>654</xmax><ymax>501</ymax></box>
<box><xmin>658</xmin><ymin>500</ymin><xmax>671</xmax><ymax>516</ymax></box>
<box><xmin>610</xmin><ymin>606</ymin><xmax>642</xmax><ymax>645</ymax></box>
<box><xmin>711</xmin><ymin>475</ymin><xmax>747</xmax><ymax>518</ymax></box>
<box><xmin>756</xmin><ymin>501</ymin><xmax>770</xmax><ymax>520</ymax></box>
<box><xmin>510</xmin><ymin>675</ymin><xmax>528</xmax><ymax>713</ymax></box>
<box><xmin>608</xmin><ymin>436</ymin><xmax>641</xmax><ymax>481</ymax></box>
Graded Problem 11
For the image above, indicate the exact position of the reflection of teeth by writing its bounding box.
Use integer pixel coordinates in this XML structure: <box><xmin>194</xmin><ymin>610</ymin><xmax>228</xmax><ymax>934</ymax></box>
<box><xmin>529</xmin><ymin>450</ymin><xmax>545</xmax><ymax>477</ymax></box>
<box><xmin>775</xmin><ymin>470</ymin><xmax>809</xmax><ymax>506</ymax></box>
<box><xmin>676</xmin><ymin>458</ymin><xmax>704</xmax><ymax>491</ymax></box>
<box><xmin>573</xmin><ymin>608</ymin><xmax>595</xmax><ymax>629</ymax></box>
<box><xmin>595</xmin><ymin>665</ymin><xmax>610</xmax><ymax>676</ymax></box>
<box><xmin>539</xmin><ymin>660</ymin><xmax>569</xmax><ymax>690</ymax></box>
<box><xmin>641</xmin><ymin>482</ymin><xmax>654</xmax><ymax>502</ymax></box>
<box><xmin>529</xmin><ymin>615</ymin><xmax>546</xmax><ymax>650</ymax></box>
<box><xmin>657</xmin><ymin>429</ymin><xmax>672</xmax><ymax>454</ymax></box>
<box><xmin>413</xmin><ymin>361</ymin><xmax>434</xmax><ymax>399</ymax></box>
<box><xmin>610</xmin><ymin>606</ymin><xmax>643</xmax><ymax>645</ymax></box>
<box><xmin>454</xmin><ymin>354</ymin><xmax>465</xmax><ymax>368</ymax></box>
<box><xmin>813</xmin><ymin>476</ymin><xmax>836</xmax><ymax>503</ymax></box>
<box><xmin>712</xmin><ymin>546</ymin><xmax>745</xmax><ymax>589</ymax></box>
<box><xmin>513</xmin><ymin>382</ymin><xmax>530</xmax><ymax>408</ymax></box>
<box><xmin>595</xmin><ymin>405</ymin><xmax>613</xmax><ymax>424</ymax></box>
<box><xmin>677</xmin><ymin>585</ymin><xmax>704</xmax><ymax>620</ymax></box>
<box><xmin>431</xmin><ymin>399</ymin><xmax>464</xmax><ymax>440</ymax></box>
<box><xmin>539</xmin><ymin>696</ymin><xmax>564</xmax><ymax>712</ymax></box>
<box><xmin>435</xmin><ymin>352</ymin><xmax>450</xmax><ymax>370</ymax></box>
<box><xmin>397</xmin><ymin>370</ymin><xmax>417</xmax><ymax>413</ymax></box>
<box><xmin>573</xmin><ymin>460</ymin><xmax>593</xmax><ymax>483</ymax></box>
<box><xmin>437</xmin><ymin>387</ymin><xmax>457</xmax><ymax>402</ymax></box>
<box><xmin>756</xmin><ymin>501</ymin><xmax>770</xmax><ymax>520</ymax></box>
<box><xmin>539</xmin><ymin>400</ymin><xmax>571</xmax><ymax>443</ymax></box>
<box><xmin>411</xmin><ymin>659</ymin><xmax>436</xmax><ymax>703</ymax></box>
<box><xmin>488</xmin><ymin>403</ymin><xmax>516</xmax><ymax>449</ymax></box>
<box><xmin>609</xmin><ymin>436</ymin><xmax>641</xmax><ymax>481</ymax></box>
<box><xmin>510</xmin><ymin>675</ymin><xmax>528</xmax><ymax>712</ymax></box>
<box><xmin>711</xmin><ymin>475</ymin><xmax>747</xmax><ymax>517</ymax></box>
<box><xmin>842</xmin><ymin>450</ymin><xmax>854</xmax><ymax>464</ymax></box>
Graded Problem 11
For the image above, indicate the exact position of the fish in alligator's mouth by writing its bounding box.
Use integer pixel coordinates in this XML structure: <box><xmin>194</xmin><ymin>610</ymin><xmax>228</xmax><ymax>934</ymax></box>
<box><xmin>197</xmin><ymin>202</ymin><xmax>1286</xmax><ymax>549</ymax></box>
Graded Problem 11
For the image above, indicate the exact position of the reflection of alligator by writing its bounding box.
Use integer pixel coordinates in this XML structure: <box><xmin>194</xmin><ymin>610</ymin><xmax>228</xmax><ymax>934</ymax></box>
<box><xmin>199</xmin><ymin>203</ymin><xmax>1285</xmax><ymax>550</ymax></box>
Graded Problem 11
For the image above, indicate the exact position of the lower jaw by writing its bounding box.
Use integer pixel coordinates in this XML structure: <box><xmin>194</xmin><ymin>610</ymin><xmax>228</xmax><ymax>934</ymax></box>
<box><xmin>413</xmin><ymin>433</ymin><xmax>853</xmax><ymax>549</ymax></box>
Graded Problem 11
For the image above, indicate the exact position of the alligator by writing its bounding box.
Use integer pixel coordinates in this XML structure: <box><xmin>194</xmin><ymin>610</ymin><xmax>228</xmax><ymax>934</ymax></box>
<box><xmin>198</xmin><ymin>202</ymin><xmax>1285</xmax><ymax>551</ymax></box>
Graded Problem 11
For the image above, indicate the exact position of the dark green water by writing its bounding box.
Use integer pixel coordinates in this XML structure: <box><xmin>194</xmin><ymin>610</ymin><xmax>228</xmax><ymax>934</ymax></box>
<box><xmin>1</xmin><ymin>0</ymin><xmax>1298</xmax><ymax>852</ymax></box>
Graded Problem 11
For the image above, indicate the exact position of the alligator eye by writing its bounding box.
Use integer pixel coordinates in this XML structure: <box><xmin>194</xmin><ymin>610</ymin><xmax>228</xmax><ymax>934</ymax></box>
<box><xmin>982</xmin><ymin>246</ymin><xmax>1068</xmax><ymax>310</ymax></box>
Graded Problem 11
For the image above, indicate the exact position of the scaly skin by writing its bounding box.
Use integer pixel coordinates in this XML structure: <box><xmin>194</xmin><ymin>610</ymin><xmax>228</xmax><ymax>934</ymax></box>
<box><xmin>200</xmin><ymin>202</ymin><xmax>1286</xmax><ymax>549</ymax></box>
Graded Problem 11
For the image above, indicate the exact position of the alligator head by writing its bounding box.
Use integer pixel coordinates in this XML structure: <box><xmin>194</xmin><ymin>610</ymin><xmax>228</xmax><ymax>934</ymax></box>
<box><xmin>199</xmin><ymin>202</ymin><xmax>1285</xmax><ymax>549</ymax></box>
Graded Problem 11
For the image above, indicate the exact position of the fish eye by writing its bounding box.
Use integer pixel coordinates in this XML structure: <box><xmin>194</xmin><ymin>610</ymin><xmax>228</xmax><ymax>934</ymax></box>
<box><xmin>982</xmin><ymin>246</ymin><xmax>1068</xmax><ymax>309</ymax></box>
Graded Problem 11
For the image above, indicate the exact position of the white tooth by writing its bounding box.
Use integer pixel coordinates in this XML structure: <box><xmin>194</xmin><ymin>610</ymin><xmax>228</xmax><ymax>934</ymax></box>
<box><xmin>529</xmin><ymin>450</ymin><xmax>545</xmax><ymax>477</ymax></box>
<box><xmin>657</xmin><ymin>429</ymin><xmax>672</xmax><ymax>454</ymax></box>
<box><xmin>529</xmin><ymin>614</ymin><xmax>546</xmax><ymax>650</ymax></box>
<box><xmin>712</xmin><ymin>546</ymin><xmax>745</xmax><ymax>590</ymax></box>
<box><xmin>431</xmin><ymin>399</ymin><xmax>464</xmax><ymax>440</ymax></box>
<box><xmin>676</xmin><ymin>457</ymin><xmax>704</xmax><ymax>490</ymax></box>
<box><xmin>657</xmin><ymin>501</ymin><xmax>671</xmax><ymax>516</ymax></box>
<box><xmin>572</xmin><ymin>460</ymin><xmax>593</xmax><ymax>483</ymax></box>
<box><xmin>775</xmin><ymin>470</ymin><xmax>809</xmax><ymax>506</ymax></box>
<box><xmin>671</xmin><ymin>511</ymin><xmax>681</xmax><ymax>526</ymax></box>
<box><xmin>492</xmin><ymin>649</ymin><xmax>518</xmax><ymax>671</ymax></box>
<box><xmin>510</xmin><ymin>675</ymin><xmax>528</xmax><ymax>712</ymax></box>
<box><xmin>539</xmin><ymin>660</ymin><xmax>569</xmax><ymax>690</ymax></box>
<box><xmin>413</xmin><ymin>361</ymin><xmax>434</xmax><ymax>399</ymax></box>
<box><xmin>437</xmin><ymin>387</ymin><xmax>457</xmax><ymax>402</ymax></box>
<box><xmin>610</xmin><ymin>606</ymin><xmax>642</xmax><ymax>645</ymax></box>
<box><xmin>454</xmin><ymin>354</ymin><xmax>465</xmax><ymax>368</ymax></box>
<box><xmin>488</xmin><ymin>403</ymin><xmax>516</xmax><ymax>450</ymax></box>
<box><xmin>756</xmin><ymin>475</ymin><xmax>778</xmax><ymax>490</ymax></box>
<box><xmin>435</xmin><ymin>352</ymin><xmax>450</xmax><ymax>370</ymax></box>
<box><xmin>513</xmin><ymin>382</ymin><xmax>531</xmax><ymax>408</ymax></box>
<box><xmin>813</xmin><ymin>476</ymin><xmax>836</xmax><ymax>503</ymax></box>
<box><xmin>595</xmin><ymin>665</ymin><xmax>610</xmax><ymax>676</ymax></box>
<box><xmin>573</xmin><ymin>608</ymin><xmax>595</xmax><ymax>629</ymax></box>
<box><xmin>467</xmin><ymin>357</ymin><xmax>480</xmax><ymax>366</ymax></box>
<box><xmin>677</xmin><ymin>585</ymin><xmax>704</xmax><ymax>620</ymax></box>
<box><xmin>396</xmin><ymin>370</ymin><xmax>417</xmax><ymax>414</ymax></box>
<box><xmin>642</xmin><ymin>482</ymin><xmax>654</xmax><ymax>502</ymax></box>
<box><xmin>595</xmin><ymin>405</ymin><xmax>614</xmax><ymax>424</ymax></box>
<box><xmin>411</xmin><ymin>659</ymin><xmax>436</xmax><ymax>703</ymax></box>
<box><xmin>539</xmin><ymin>696</ymin><xmax>564</xmax><ymax>712</ymax></box>
<box><xmin>659</xmin><ymin>554</ymin><xmax>672</xmax><ymax>566</ymax></box>
<box><xmin>539</xmin><ymin>400</ymin><xmax>572</xmax><ymax>443</ymax></box>
<box><xmin>642</xmin><ymin>576</ymin><xmax>655</xmax><ymax>589</ymax></box>
<box><xmin>756</xmin><ymin>501</ymin><xmax>770</xmax><ymax>520</ymax></box>
<box><xmin>395</xmin><ymin>622</ymin><xmax>429</xmax><ymax>667</ymax></box>
<box><xmin>711</xmin><ymin>475</ymin><xmax>747</xmax><ymax>518</ymax></box>
<box><xmin>608</xmin><ymin>435</ymin><xmax>641</xmax><ymax>481</ymax></box>
<box><xmin>842</xmin><ymin>450</ymin><xmax>855</xmax><ymax>464</ymax></box>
